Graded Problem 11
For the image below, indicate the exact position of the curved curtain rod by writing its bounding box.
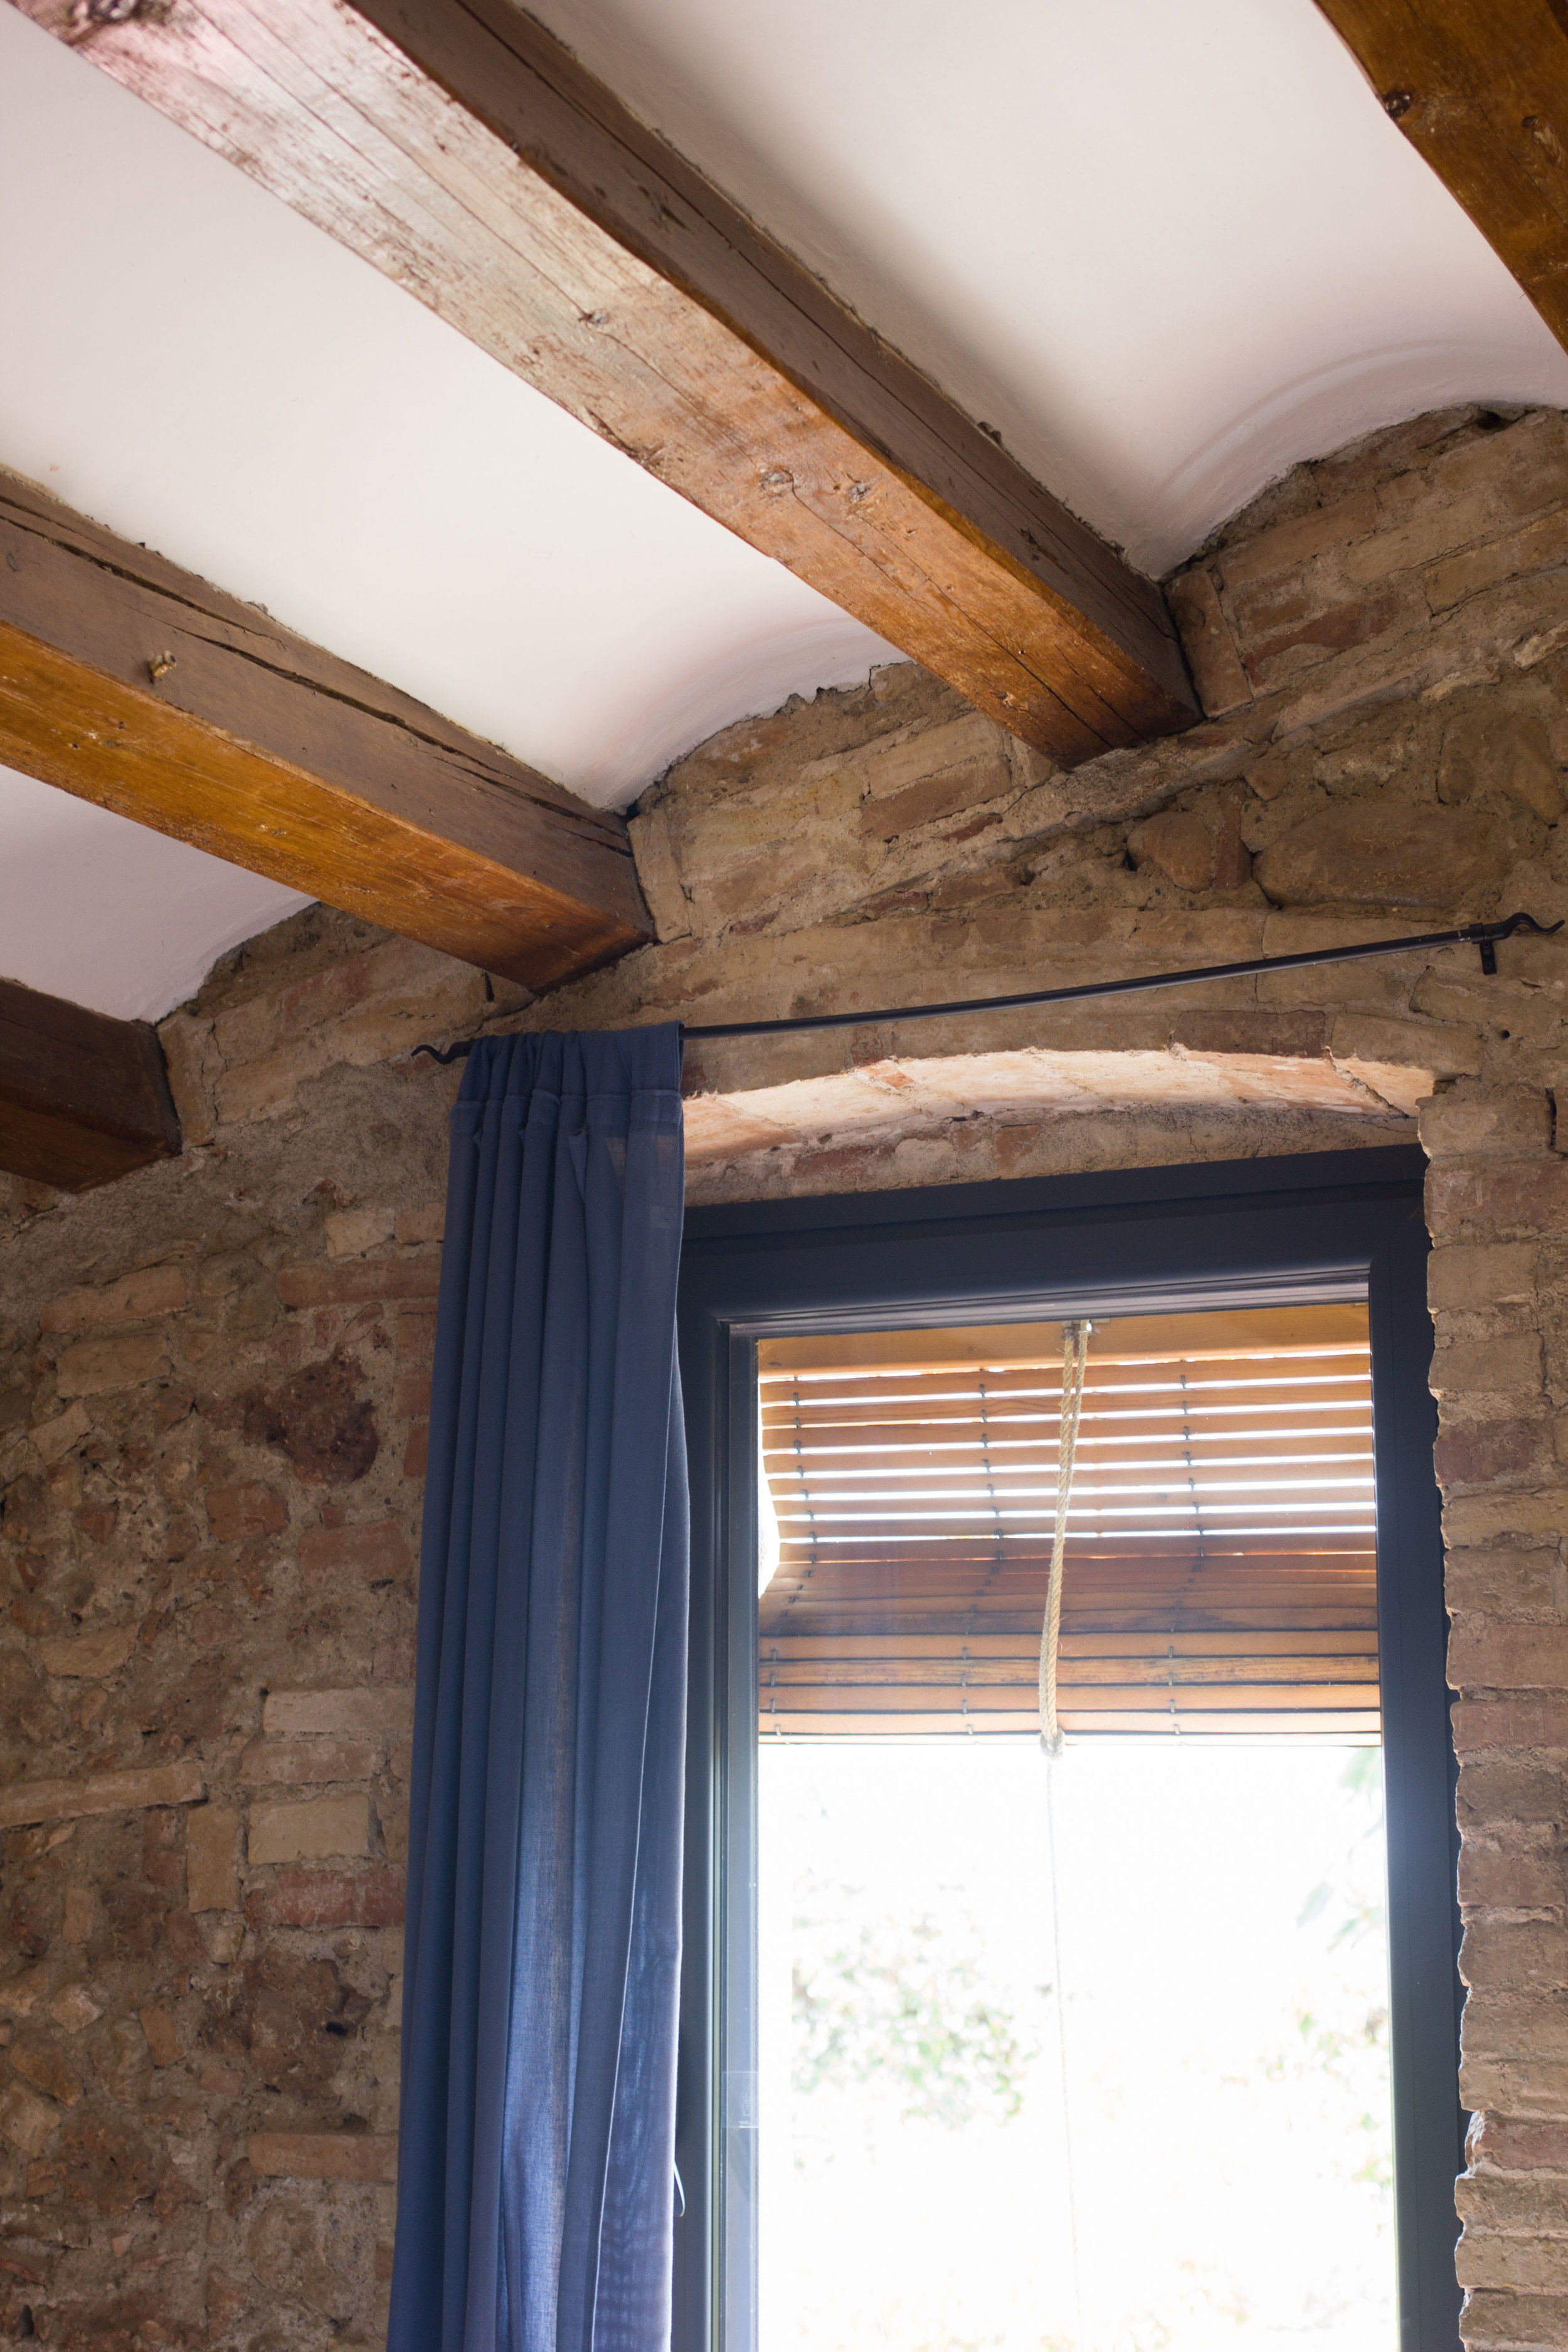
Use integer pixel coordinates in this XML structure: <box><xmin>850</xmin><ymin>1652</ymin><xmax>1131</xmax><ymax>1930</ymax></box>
<box><xmin>411</xmin><ymin>910</ymin><xmax>1560</xmax><ymax>1064</ymax></box>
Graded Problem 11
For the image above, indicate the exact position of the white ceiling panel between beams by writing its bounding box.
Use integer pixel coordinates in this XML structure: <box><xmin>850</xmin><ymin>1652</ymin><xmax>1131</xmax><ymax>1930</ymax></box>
<box><xmin>525</xmin><ymin>0</ymin><xmax>1568</xmax><ymax>573</ymax></box>
<box><xmin>0</xmin><ymin>6</ymin><xmax>896</xmax><ymax>818</ymax></box>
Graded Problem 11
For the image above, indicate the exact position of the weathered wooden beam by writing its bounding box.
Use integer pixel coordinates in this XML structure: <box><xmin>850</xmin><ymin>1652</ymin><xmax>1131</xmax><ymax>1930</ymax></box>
<box><xmin>0</xmin><ymin>472</ymin><xmax>652</xmax><ymax>990</ymax></box>
<box><xmin>0</xmin><ymin>975</ymin><xmax>182</xmax><ymax>1193</ymax></box>
<box><xmin>1314</xmin><ymin>0</ymin><xmax>1568</xmax><ymax>348</ymax></box>
<box><xmin>9</xmin><ymin>0</ymin><xmax>1198</xmax><ymax>765</ymax></box>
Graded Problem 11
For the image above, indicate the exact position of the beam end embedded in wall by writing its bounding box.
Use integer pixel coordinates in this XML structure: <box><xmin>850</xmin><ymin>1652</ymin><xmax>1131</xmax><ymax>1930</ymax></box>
<box><xmin>0</xmin><ymin>471</ymin><xmax>654</xmax><ymax>990</ymax></box>
<box><xmin>0</xmin><ymin>974</ymin><xmax>182</xmax><ymax>1193</ymax></box>
<box><xmin>7</xmin><ymin>0</ymin><xmax>1199</xmax><ymax>764</ymax></box>
<box><xmin>1313</xmin><ymin>0</ymin><xmax>1568</xmax><ymax>351</ymax></box>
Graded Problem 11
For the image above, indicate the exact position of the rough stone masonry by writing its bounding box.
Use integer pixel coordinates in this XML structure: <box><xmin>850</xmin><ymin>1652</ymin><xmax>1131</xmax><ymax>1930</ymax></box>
<box><xmin>4</xmin><ymin>401</ymin><xmax>1568</xmax><ymax>2344</ymax></box>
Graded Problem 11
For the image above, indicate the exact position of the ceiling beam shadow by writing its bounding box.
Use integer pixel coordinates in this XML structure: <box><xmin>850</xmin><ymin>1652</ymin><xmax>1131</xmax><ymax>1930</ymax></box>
<box><xmin>8</xmin><ymin>0</ymin><xmax>1198</xmax><ymax>766</ymax></box>
<box><xmin>0</xmin><ymin>471</ymin><xmax>652</xmax><ymax>992</ymax></box>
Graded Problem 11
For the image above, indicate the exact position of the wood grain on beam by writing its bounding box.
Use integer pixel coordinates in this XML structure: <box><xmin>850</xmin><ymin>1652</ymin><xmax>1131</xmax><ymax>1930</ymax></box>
<box><xmin>0</xmin><ymin>976</ymin><xmax>181</xmax><ymax>1192</ymax></box>
<box><xmin>0</xmin><ymin>473</ymin><xmax>651</xmax><ymax>990</ymax></box>
<box><xmin>1315</xmin><ymin>0</ymin><xmax>1568</xmax><ymax>347</ymax></box>
<box><xmin>9</xmin><ymin>0</ymin><xmax>1197</xmax><ymax>765</ymax></box>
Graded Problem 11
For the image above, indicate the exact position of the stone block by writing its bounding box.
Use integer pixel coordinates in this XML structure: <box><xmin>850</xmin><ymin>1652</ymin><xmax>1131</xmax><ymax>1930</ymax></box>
<box><xmin>10</xmin><ymin>2041</ymin><xmax>81</xmax><ymax>2108</ymax></box>
<box><xmin>1242</xmin><ymin>582</ymin><xmax>1429</xmax><ymax>690</ymax></box>
<box><xmin>36</xmin><ymin>1623</ymin><xmax>139</xmax><ymax>1681</ymax></box>
<box><xmin>206</xmin><ymin>1482</ymin><xmax>287</xmax><ymax>1542</ymax></box>
<box><xmin>1429</xmin><ymin>1157</ymin><xmax>1568</xmax><ymax>1240</ymax></box>
<box><xmin>1126</xmin><ymin>810</ymin><xmax>1222</xmax><ymax>892</ymax></box>
<box><xmin>1342</xmin><ymin>486</ymin><xmax>1498</xmax><ymax>584</ymax></box>
<box><xmin>1253</xmin><ymin>800</ymin><xmax>1512</xmax><ymax>909</ymax></box>
<box><xmin>1455</xmin><ymin>1697</ymin><xmax>1568</xmax><ymax>1751</ymax></box>
<box><xmin>1447</xmin><ymin>1544</ymin><xmax>1566</xmax><ymax>1618</ymax></box>
<box><xmin>237</xmin><ymin>1739</ymin><xmax>376</xmax><ymax>1786</ymax></box>
<box><xmin>1429</xmin><ymin>1244</ymin><xmax>1539</xmax><ymax>1313</ymax></box>
<box><xmin>245</xmin><ymin>1867</ymin><xmax>405</xmax><ymax>1929</ymax></box>
<box><xmin>247</xmin><ymin>1794</ymin><xmax>372</xmax><ymax>1866</ymax></box>
<box><xmin>1440</xmin><ymin>702</ymin><xmax>1564</xmax><ymax>822</ymax></box>
<box><xmin>392</xmin><ymin>1369</ymin><xmax>432</xmax><ymax>1417</ymax></box>
<box><xmin>262</xmin><ymin>1687</ymin><xmax>414</xmax><ymax>1740</ymax></box>
<box><xmin>297</xmin><ymin>1520</ymin><xmax>411</xmax><ymax>1591</ymax></box>
<box><xmin>1458</xmin><ymin>2230</ymin><xmax>1568</xmax><ymax>2291</ymax></box>
<box><xmin>275</xmin><ymin>1262</ymin><xmax>442</xmax><ymax>1307</ymax></box>
<box><xmin>28</xmin><ymin>1401</ymin><xmax>90</xmax><ymax>1465</ymax></box>
<box><xmin>1430</xmin><ymin>1331</ymin><xmax>1544</xmax><ymax>1397</ymax></box>
<box><xmin>1436</xmin><ymin>1417</ymin><xmax>1554</xmax><ymax>1490</ymax></box>
<box><xmin>157</xmin><ymin>1010</ymin><xmax>220</xmax><ymax>1147</ymax></box>
<box><xmin>1421</xmin><ymin>1088</ymin><xmax>1555</xmax><ymax>1158</ymax></box>
<box><xmin>1458</xmin><ymin>1837</ymin><xmax>1564</xmax><ymax>1911</ymax></box>
<box><xmin>1463</xmin><ymin>1922</ymin><xmax>1568</xmax><ymax>1994</ymax></box>
<box><xmin>40</xmin><ymin>1265</ymin><xmax>189</xmax><ymax>1335</ymax></box>
<box><xmin>1446</xmin><ymin>1485</ymin><xmax>1568</xmax><ymax>1552</ymax></box>
<box><xmin>1427</xmin><ymin>506</ymin><xmax>1568</xmax><ymax>612</ymax></box>
<box><xmin>627</xmin><ymin>803</ymin><xmax>694</xmax><ymax>942</ymax></box>
<box><xmin>1451</xmin><ymin>1624</ymin><xmax>1568</xmax><ymax>1694</ymax></box>
<box><xmin>1218</xmin><ymin>485</ymin><xmax>1378</xmax><ymax>588</ymax></box>
<box><xmin>0</xmin><ymin>1759</ymin><xmax>203</xmax><ymax>1831</ymax></box>
<box><xmin>1165</xmin><ymin>569</ymin><xmax>1252</xmax><ymax>716</ymax></box>
<box><xmin>855</xmin><ymin>712</ymin><xmax>1005</xmax><ymax>800</ymax></box>
<box><xmin>48</xmin><ymin>1986</ymin><xmax>101</xmax><ymax>2035</ymax></box>
<box><xmin>0</xmin><ymin>2082</ymin><xmax>58</xmax><ymax>2160</ymax></box>
<box><xmin>52</xmin><ymin>1333</ymin><xmax>166</xmax><ymax>1399</ymax></box>
<box><xmin>1470</xmin><ymin>2114</ymin><xmax>1568</xmax><ymax>2173</ymax></box>
<box><xmin>393</xmin><ymin>1205</ymin><xmax>445</xmax><ymax>1245</ymax></box>
<box><xmin>324</xmin><ymin>1207</ymin><xmax>395</xmax><ymax>1259</ymax></box>
<box><xmin>138</xmin><ymin>2007</ymin><xmax>180</xmax><ymax>2068</ymax></box>
<box><xmin>248</xmin><ymin>2132</ymin><xmax>398</xmax><ymax>2183</ymax></box>
<box><xmin>1458</xmin><ymin>2288</ymin><xmax>1568</xmax><ymax>2344</ymax></box>
<box><xmin>1466</xmin><ymin>1988</ymin><xmax>1568</xmax><ymax>2062</ymax></box>
<box><xmin>396</xmin><ymin>1306</ymin><xmax>437</xmax><ymax>1362</ymax></box>
<box><xmin>1331</xmin><ymin>1014</ymin><xmax>1483</xmax><ymax>1081</ymax></box>
<box><xmin>186</xmin><ymin>1804</ymin><xmax>240</xmax><ymax>1913</ymax></box>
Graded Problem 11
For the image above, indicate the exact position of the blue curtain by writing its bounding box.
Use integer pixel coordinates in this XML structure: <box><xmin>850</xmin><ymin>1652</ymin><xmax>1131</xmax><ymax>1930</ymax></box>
<box><xmin>389</xmin><ymin>1027</ymin><xmax>689</xmax><ymax>2352</ymax></box>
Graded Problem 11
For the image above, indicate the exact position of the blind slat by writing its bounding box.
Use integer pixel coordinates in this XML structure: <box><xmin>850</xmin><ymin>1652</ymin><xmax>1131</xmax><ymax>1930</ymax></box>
<box><xmin>759</xmin><ymin>1306</ymin><xmax>1379</xmax><ymax>1740</ymax></box>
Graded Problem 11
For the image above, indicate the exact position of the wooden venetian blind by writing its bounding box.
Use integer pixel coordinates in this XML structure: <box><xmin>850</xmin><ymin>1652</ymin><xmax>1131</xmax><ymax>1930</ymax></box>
<box><xmin>757</xmin><ymin>1304</ymin><xmax>1378</xmax><ymax>1740</ymax></box>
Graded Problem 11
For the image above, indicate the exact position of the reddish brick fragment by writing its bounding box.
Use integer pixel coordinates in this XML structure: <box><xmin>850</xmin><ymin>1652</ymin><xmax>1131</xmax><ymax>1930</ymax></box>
<box><xmin>298</xmin><ymin>1520</ymin><xmax>410</xmax><ymax>1589</ymax></box>
<box><xmin>246</xmin><ymin>1867</ymin><xmax>405</xmax><ymax>1929</ymax></box>
<box><xmin>205</xmin><ymin>1482</ymin><xmax>287</xmax><ymax>1542</ymax></box>
<box><xmin>276</xmin><ymin>1262</ymin><xmax>441</xmax><ymax>1307</ymax></box>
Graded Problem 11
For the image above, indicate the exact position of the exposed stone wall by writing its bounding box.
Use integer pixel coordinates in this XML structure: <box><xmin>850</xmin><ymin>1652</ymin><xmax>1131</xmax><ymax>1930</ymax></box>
<box><xmin>533</xmin><ymin>403</ymin><xmax>1568</xmax><ymax>1206</ymax></box>
<box><xmin>3</xmin><ymin>402</ymin><xmax>1568</xmax><ymax>2343</ymax></box>
<box><xmin>0</xmin><ymin>918</ymin><xmax>475</xmax><ymax>2348</ymax></box>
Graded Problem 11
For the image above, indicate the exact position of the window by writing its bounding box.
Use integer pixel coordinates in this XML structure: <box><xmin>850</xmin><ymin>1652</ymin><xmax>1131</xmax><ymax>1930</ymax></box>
<box><xmin>677</xmin><ymin>1148</ymin><xmax>1459</xmax><ymax>2352</ymax></box>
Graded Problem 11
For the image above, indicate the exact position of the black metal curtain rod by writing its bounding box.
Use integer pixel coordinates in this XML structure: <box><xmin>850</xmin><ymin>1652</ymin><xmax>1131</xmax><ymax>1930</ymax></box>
<box><xmin>411</xmin><ymin>911</ymin><xmax>1560</xmax><ymax>1065</ymax></box>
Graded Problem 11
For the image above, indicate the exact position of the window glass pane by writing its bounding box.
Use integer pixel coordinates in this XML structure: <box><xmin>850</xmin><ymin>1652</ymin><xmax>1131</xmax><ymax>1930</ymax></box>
<box><xmin>750</xmin><ymin>1304</ymin><xmax>1395</xmax><ymax>2352</ymax></box>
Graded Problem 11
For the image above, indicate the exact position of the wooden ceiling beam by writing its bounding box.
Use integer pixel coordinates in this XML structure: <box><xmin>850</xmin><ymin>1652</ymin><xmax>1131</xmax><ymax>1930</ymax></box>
<box><xmin>8</xmin><ymin>0</ymin><xmax>1198</xmax><ymax>765</ymax></box>
<box><xmin>0</xmin><ymin>471</ymin><xmax>651</xmax><ymax>992</ymax></box>
<box><xmin>0</xmin><ymin>977</ymin><xmax>181</xmax><ymax>1194</ymax></box>
<box><xmin>1314</xmin><ymin>0</ymin><xmax>1568</xmax><ymax>348</ymax></box>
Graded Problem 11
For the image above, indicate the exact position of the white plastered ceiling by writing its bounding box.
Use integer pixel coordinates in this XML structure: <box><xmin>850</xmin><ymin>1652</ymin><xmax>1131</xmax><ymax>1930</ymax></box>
<box><xmin>2</xmin><ymin>0</ymin><xmax>1567</xmax><ymax>1021</ymax></box>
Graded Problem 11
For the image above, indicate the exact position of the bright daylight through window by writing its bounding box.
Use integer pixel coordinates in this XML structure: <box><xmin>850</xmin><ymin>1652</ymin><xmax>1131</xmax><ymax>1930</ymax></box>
<box><xmin>751</xmin><ymin>1305</ymin><xmax>1394</xmax><ymax>2352</ymax></box>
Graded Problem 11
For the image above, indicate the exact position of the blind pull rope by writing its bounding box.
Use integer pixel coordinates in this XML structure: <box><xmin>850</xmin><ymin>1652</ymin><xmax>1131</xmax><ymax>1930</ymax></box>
<box><xmin>1039</xmin><ymin>1319</ymin><xmax>1091</xmax><ymax>1760</ymax></box>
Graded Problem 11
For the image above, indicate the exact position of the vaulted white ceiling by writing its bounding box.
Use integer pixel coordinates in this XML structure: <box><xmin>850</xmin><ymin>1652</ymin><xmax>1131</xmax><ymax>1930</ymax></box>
<box><xmin>4</xmin><ymin>0</ymin><xmax>1567</xmax><ymax>1022</ymax></box>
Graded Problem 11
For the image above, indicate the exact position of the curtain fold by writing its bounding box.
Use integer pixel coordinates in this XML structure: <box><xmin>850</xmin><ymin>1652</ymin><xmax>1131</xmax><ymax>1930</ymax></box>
<box><xmin>389</xmin><ymin>1025</ymin><xmax>688</xmax><ymax>2352</ymax></box>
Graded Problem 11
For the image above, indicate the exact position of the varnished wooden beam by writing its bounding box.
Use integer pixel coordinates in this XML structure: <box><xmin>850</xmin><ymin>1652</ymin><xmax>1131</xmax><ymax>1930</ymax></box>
<box><xmin>0</xmin><ymin>472</ymin><xmax>651</xmax><ymax>990</ymax></box>
<box><xmin>1315</xmin><ymin>0</ymin><xmax>1568</xmax><ymax>348</ymax></box>
<box><xmin>8</xmin><ymin>0</ymin><xmax>1197</xmax><ymax>766</ymax></box>
<box><xmin>0</xmin><ymin>976</ymin><xmax>181</xmax><ymax>1193</ymax></box>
